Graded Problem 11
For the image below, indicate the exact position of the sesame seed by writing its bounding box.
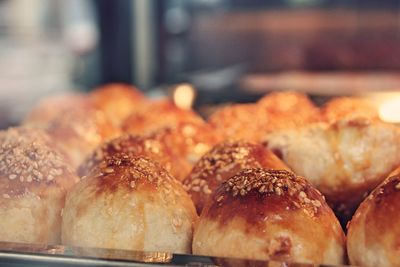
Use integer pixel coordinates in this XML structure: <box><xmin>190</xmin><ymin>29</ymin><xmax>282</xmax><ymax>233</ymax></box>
<box><xmin>395</xmin><ymin>182</ymin><xmax>400</xmax><ymax>190</ymax></box>
<box><xmin>9</xmin><ymin>174</ymin><xmax>16</xmax><ymax>180</ymax></box>
<box><xmin>104</xmin><ymin>168</ymin><xmax>114</xmax><ymax>173</ymax></box>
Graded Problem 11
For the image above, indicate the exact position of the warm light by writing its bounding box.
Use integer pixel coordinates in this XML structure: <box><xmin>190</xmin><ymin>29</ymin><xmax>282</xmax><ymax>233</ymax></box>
<box><xmin>172</xmin><ymin>83</ymin><xmax>196</xmax><ymax>110</ymax></box>
<box><xmin>379</xmin><ymin>97</ymin><xmax>400</xmax><ymax>123</ymax></box>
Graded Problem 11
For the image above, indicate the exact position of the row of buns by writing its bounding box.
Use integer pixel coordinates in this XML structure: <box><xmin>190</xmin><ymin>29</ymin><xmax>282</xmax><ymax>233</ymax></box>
<box><xmin>0</xmin><ymin>83</ymin><xmax>400</xmax><ymax>266</ymax></box>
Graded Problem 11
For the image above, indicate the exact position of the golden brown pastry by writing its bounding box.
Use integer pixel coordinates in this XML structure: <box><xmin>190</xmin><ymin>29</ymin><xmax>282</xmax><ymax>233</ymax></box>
<box><xmin>0</xmin><ymin>127</ymin><xmax>79</xmax><ymax>244</ymax></box>
<box><xmin>193</xmin><ymin>169</ymin><xmax>345</xmax><ymax>264</ymax></box>
<box><xmin>78</xmin><ymin>133</ymin><xmax>173</xmax><ymax>178</ymax></box>
<box><xmin>44</xmin><ymin>106</ymin><xmax>120</xmax><ymax>169</ymax></box>
<box><xmin>208</xmin><ymin>103</ymin><xmax>270</xmax><ymax>142</ymax></box>
<box><xmin>89</xmin><ymin>83</ymin><xmax>147</xmax><ymax>127</ymax></box>
<box><xmin>62</xmin><ymin>156</ymin><xmax>198</xmax><ymax>253</ymax></box>
<box><xmin>209</xmin><ymin>92</ymin><xmax>319</xmax><ymax>143</ymax></box>
<box><xmin>347</xmin><ymin>166</ymin><xmax>400</xmax><ymax>267</ymax></box>
<box><xmin>264</xmin><ymin>117</ymin><xmax>400</xmax><ymax>223</ymax></box>
<box><xmin>258</xmin><ymin>91</ymin><xmax>318</xmax><ymax>117</ymax></box>
<box><xmin>148</xmin><ymin>121</ymin><xmax>222</xmax><ymax>181</ymax></box>
<box><xmin>321</xmin><ymin>97</ymin><xmax>379</xmax><ymax>122</ymax></box>
<box><xmin>122</xmin><ymin>99</ymin><xmax>204</xmax><ymax>135</ymax></box>
<box><xmin>23</xmin><ymin>93</ymin><xmax>91</xmax><ymax>127</ymax></box>
<box><xmin>183</xmin><ymin>141</ymin><xmax>289</xmax><ymax>214</ymax></box>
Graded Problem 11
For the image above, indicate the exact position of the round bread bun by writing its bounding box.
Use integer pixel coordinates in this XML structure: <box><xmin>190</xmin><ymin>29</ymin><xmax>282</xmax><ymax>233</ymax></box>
<box><xmin>193</xmin><ymin>169</ymin><xmax>345</xmax><ymax>264</ymax></box>
<box><xmin>264</xmin><ymin>117</ymin><xmax>400</xmax><ymax>223</ymax></box>
<box><xmin>44</xmin><ymin>106</ymin><xmax>120</xmax><ymax>169</ymax></box>
<box><xmin>149</xmin><ymin>121</ymin><xmax>222</xmax><ymax>181</ymax></box>
<box><xmin>122</xmin><ymin>99</ymin><xmax>204</xmax><ymax>135</ymax></box>
<box><xmin>78</xmin><ymin>133</ymin><xmax>174</xmax><ymax>178</ymax></box>
<box><xmin>183</xmin><ymin>141</ymin><xmax>289</xmax><ymax>214</ymax></box>
<box><xmin>62</xmin><ymin>156</ymin><xmax>198</xmax><ymax>253</ymax></box>
<box><xmin>23</xmin><ymin>93</ymin><xmax>91</xmax><ymax>127</ymax></box>
<box><xmin>0</xmin><ymin>127</ymin><xmax>79</xmax><ymax>244</ymax></box>
<box><xmin>321</xmin><ymin>97</ymin><xmax>379</xmax><ymax>122</ymax></box>
<box><xmin>347</xmin><ymin>167</ymin><xmax>400</xmax><ymax>267</ymax></box>
<box><xmin>208</xmin><ymin>103</ymin><xmax>270</xmax><ymax>142</ymax></box>
<box><xmin>258</xmin><ymin>91</ymin><xmax>318</xmax><ymax>117</ymax></box>
<box><xmin>89</xmin><ymin>83</ymin><xmax>148</xmax><ymax>127</ymax></box>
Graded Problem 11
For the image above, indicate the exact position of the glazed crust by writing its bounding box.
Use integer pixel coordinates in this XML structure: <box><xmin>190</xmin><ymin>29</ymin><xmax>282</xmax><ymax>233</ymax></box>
<box><xmin>208</xmin><ymin>103</ymin><xmax>270</xmax><ymax>142</ymax></box>
<box><xmin>183</xmin><ymin>141</ymin><xmax>289</xmax><ymax>214</ymax></box>
<box><xmin>89</xmin><ymin>83</ymin><xmax>147</xmax><ymax>127</ymax></box>
<box><xmin>0</xmin><ymin>127</ymin><xmax>79</xmax><ymax>244</ymax></box>
<box><xmin>122</xmin><ymin>99</ymin><xmax>204</xmax><ymax>135</ymax></box>
<box><xmin>193</xmin><ymin>168</ymin><xmax>345</xmax><ymax>264</ymax></box>
<box><xmin>62</xmin><ymin>156</ymin><xmax>198</xmax><ymax>253</ymax></box>
<box><xmin>321</xmin><ymin>97</ymin><xmax>379</xmax><ymax>122</ymax></box>
<box><xmin>78</xmin><ymin>133</ymin><xmax>174</xmax><ymax>178</ymax></box>
<box><xmin>209</xmin><ymin>92</ymin><xmax>319</xmax><ymax>142</ymax></box>
<box><xmin>347</xmin><ymin>167</ymin><xmax>400</xmax><ymax>267</ymax></box>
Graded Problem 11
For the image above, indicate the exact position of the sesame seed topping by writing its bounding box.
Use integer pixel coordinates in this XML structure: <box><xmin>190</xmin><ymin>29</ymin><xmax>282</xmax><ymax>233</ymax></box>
<box><xmin>395</xmin><ymin>182</ymin><xmax>400</xmax><ymax>190</ymax></box>
<box><xmin>78</xmin><ymin>134</ymin><xmax>171</xmax><ymax>177</ymax></box>
<box><xmin>94</xmin><ymin>155</ymin><xmax>176</xmax><ymax>190</ymax></box>
<box><xmin>183</xmin><ymin>141</ymin><xmax>263</xmax><ymax>195</ymax></box>
<box><xmin>222</xmin><ymin>168</ymin><xmax>322</xmax><ymax>214</ymax></box>
<box><xmin>0</xmin><ymin>128</ymin><xmax>70</xmax><ymax>186</ymax></box>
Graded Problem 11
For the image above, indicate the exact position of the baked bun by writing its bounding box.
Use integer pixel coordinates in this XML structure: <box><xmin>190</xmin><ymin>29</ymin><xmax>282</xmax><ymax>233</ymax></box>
<box><xmin>62</xmin><ymin>156</ymin><xmax>198</xmax><ymax>253</ymax></box>
<box><xmin>347</xmin><ymin>167</ymin><xmax>400</xmax><ymax>266</ymax></box>
<box><xmin>122</xmin><ymin>99</ymin><xmax>204</xmax><ymax>135</ymax></box>
<box><xmin>183</xmin><ymin>141</ymin><xmax>289</xmax><ymax>214</ymax></box>
<box><xmin>89</xmin><ymin>83</ymin><xmax>147</xmax><ymax>127</ymax></box>
<box><xmin>264</xmin><ymin>117</ymin><xmax>400</xmax><ymax>223</ymax></box>
<box><xmin>258</xmin><ymin>91</ymin><xmax>318</xmax><ymax>117</ymax></box>
<box><xmin>149</xmin><ymin>122</ymin><xmax>222</xmax><ymax>181</ymax></box>
<box><xmin>321</xmin><ymin>97</ymin><xmax>379</xmax><ymax>122</ymax></box>
<box><xmin>209</xmin><ymin>92</ymin><xmax>318</xmax><ymax>142</ymax></box>
<box><xmin>45</xmin><ymin>107</ymin><xmax>120</xmax><ymax>169</ymax></box>
<box><xmin>78</xmin><ymin>134</ymin><xmax>173</xmax><ymax>178</ymax></box>
<box><xmin>24</xmin><ymin>93</ymin><xmax>91</xmax><ymax>127</ymax></box>
<box><xmin>0</xmin><ymin>127</ymin><xmax>79</xmax><ymax>244</ymax></box>
<box><xmin>193</xmin><ymin>169</ymin><xmax>345</xmax><ymax>264</ymax></box>
<box><xmin>208</xmin><ymin>104</ymin><xmax>269</xmax><ymax>142</ymax></box>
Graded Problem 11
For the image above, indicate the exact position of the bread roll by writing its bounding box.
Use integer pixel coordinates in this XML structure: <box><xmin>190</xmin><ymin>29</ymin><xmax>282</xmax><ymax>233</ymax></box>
<box><xmin>122</xmin><ymin>99</ymin><xmax>204</xmax><ymax>135</ymax></box>
<box><xmin>264</xmin><ymin>117</ymin><xmax>400</xmax><ymax>223</ymax></box>
<box><xmin>208</xmin><ymin>103</ymin><xmax>270</xmax><ymax>142</ymax></box>
<box><xmin>78</xmin><ymin>133</ymin><xmax>173</xmax><ymax>178</ymax></box>
<box><xmin>258</xmin><ymin>91</ymin><xmax>318</xmax><ymax>117</ymax></box>
<box><xmin>0</xmin><ymin>127</ymin><xmax>79</xmax><ymax>244</ymax></box>
<box><xmin>347</xmin><ymin>167</ymin><xmax>400</xmax><ymax>267</ymax></box>
<box><xmin>62</xmin><ymin>156</ymin><xmax>198</xmax><ymax>253</ymax></box>
<box><xmin>45</xmin><ymin>106</ymin><xmax>120</xmax><ymax>169</ymax></box>
<box><xmin>89</xmin><ymin>83</ymin><xmax>147</xmax><ymax>127</ymax></box>
<box><xmin>149</xmin><ymin>122</ymin><xmax>222</xmax><ymax>181</ymax></box>
<box><xmin>183</xmin><ymin>141</ymin><xmax>289</xmax><ymax>214</ymax></box>
<box><xmin>193</xmin><ymin>169</ymin><xmax>345</xmax><ymax>264</ymax></box>
<box><xmin>209</xmin><ymin>92</ymin><xmax>319</xmax><ymax>142</ymax></box>
<box><xmin>321</xmin><ymin>97</ymin><xmax>379</xmax><ymax>122</ymax></box>
<box><xmin>24</xmin><ymin>93</ymin><xmax>90</xmax><ymax>127</ymax></box>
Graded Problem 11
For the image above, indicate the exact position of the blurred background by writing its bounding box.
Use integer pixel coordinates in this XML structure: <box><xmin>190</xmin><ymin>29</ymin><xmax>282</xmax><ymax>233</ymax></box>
<box><xmin>1</xmin><ymin>0</ymin><xmax>400</xmax><ymax>126</ymax></box>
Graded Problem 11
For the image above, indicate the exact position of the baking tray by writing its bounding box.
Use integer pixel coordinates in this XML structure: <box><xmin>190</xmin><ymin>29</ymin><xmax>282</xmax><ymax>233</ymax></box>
<box><xmin>0</xmin><ymin>241</ymin><xmax>341</xmax><ymax>267</ymax></box>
